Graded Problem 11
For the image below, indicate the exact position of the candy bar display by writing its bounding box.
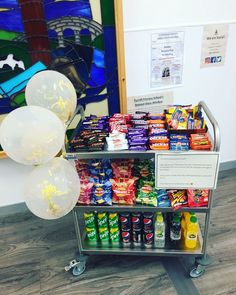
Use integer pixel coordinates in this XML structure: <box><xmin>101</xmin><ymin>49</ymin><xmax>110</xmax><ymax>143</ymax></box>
<box><xmin>189</xmin><ymin>133</ymin><xmax>212</xmax><ymax>150</ymax></box>
<box><xmin>68</xmin><ymin>105</ymin><xmax>212</xmax><ymax>152</ymax></box>
<box><xmin>169</xmin><ymin>134</ymin><xmax>189</xmax><ymax>151</ymax></box>
<box><xmin>166</xmin><ymin>105</ymin><xmax>205</xmax><ymax>130</ymax></box>
<box><xmin>148</xmin><ymin>113</ymin><xmax>169</xmax><ymax>150</ymax></box>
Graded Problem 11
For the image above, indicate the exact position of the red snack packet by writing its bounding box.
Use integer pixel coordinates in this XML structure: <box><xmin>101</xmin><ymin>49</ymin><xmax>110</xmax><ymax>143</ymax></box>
<box><xmin>168</xmin><ymin>190</ymin><xmax>188</xmax><ymax>210</ymax></box>
<box><xmin>111</xmin><ymin>178</ymin><xmax>137</xmax><ymax>205</ymax></box>
<box><xmin>78</xmin><ymin>180</ymin><xmax>94</xmax><ymax>205</ymax></box>
<box><xmin>187</xmin><ymin>189</ymin><xmax>209</xmax><ymax>207</ymax></box>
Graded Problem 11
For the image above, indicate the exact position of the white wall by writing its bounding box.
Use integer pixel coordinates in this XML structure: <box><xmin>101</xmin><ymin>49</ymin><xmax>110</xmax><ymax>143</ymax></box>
<box><xmin>0</xmin><ymin>158</ymin><xmax>33</xmax><ymax>207</ymax></box>
<box><xmin>123</xmin><ymin>0</ymin><xmax>236</xmax><ymax>163</ymax></box>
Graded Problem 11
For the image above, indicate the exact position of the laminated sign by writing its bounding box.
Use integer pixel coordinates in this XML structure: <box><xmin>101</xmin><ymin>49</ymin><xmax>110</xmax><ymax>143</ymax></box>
<box><xmin>201</xmin><ymin>24</ymin><xmax>229</xmax><ymax>67</ymax></box>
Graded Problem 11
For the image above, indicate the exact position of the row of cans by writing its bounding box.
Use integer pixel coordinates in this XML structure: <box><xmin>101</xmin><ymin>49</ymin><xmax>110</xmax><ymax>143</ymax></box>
<box><xmin>84</xmin><ymin>212</ymin><xmax>155</xmax><ymax>247</ymax></box>
<box><xmin>85</xmin><ymin>212</ymin><xmax>120</xmax><ymax>244</ymax></box>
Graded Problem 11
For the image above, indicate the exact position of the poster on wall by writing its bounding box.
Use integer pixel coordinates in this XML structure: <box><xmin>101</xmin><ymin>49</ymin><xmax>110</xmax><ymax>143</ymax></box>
<box><xmin>150</xmin><ymin>31</ymin><xmax>184</xmax><ymax>89</ymax></box>
<box><xmin>127</xmin><ymin>91</ymin><xmax>173</xmax><ymax>114</ymax></box>
<box><xmin>200</xmin><ymin>24</ymin><xmax>229</xmax><ymax>68</ymax></box>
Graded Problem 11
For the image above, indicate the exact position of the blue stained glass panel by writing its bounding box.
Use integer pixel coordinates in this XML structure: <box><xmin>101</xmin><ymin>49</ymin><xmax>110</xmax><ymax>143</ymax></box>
<box><xmin>93</xmin><ymin>49</ymin><xmax>105</xmax><ymax>68</ymax></box>
<box><xmin>0</xmin><ymin>8</ymin><xmax>23</xmax><ymax>32</ymax></box>
<box><xmin>44</xmin><ymin>1</ymin><xmax>92</xmax><ymax>21</ymax></box>
<box><xmin>87</xmin><ymin>63</ymin><xmax>105</xmax><ymax>87</ymax></box>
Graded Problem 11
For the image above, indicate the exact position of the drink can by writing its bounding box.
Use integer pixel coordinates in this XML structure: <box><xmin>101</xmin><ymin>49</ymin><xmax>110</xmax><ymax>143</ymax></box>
<box><xmin>99</xmin><ymin>227</ymin><xmax>110</xmax><ymax>243</ymax></box>
<box><xmin>143</xmin><ymin>212</ymin><xmax>154</xmax><ymax>232</ymax></box>
<box><xmin>110</xmin><ymin>227</ymin><xmax>120</xmax><ymax>243</ymax></box>
<box><xmin>121</xmin><ymin>230</ymin><xmax>131</xmax><ymax>245</ymax></box>
<box><xmin>131</xmin><ymin>213</ymin><xmax>142</xmax><ymax>231</ymax></box>
<box><xmin>97</xmin><ymin>212</ymin><xmax>108</xmax><ymax>228</ymax></box>
<box><xmin>132</xmin><ymin>230</ymin><xmax>142</xmax><ymax>245</ymax></box>
<box><xmin>119</xmin><ymin>213</ymin><xmax>131</xmax><ymax>231</ymax></box>
<box><xmin>108</xmin><ymin>212</ymin><xmax>119</xmax><ymax>228</ymax></box>
<box><xmin>143</xmin><ymin>230</ymin><xmax>154</xmax><ymax>248</ymax></box>
<box><xmin>86</xmin><ymin>227</ymin><xmax>98</xmax><ymax>242</ymax></box>
<box><xmin>84</xmin><ymin>212</ymin><xmax>96</xmax><ymax>228</ymax></box>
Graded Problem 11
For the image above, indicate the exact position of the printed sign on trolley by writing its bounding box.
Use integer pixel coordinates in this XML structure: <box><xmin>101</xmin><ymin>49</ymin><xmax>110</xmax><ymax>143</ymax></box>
<box><xmin>155</xmin><ymin>152</ymin><xmax>220</xmax><ymax>189</ymax></box>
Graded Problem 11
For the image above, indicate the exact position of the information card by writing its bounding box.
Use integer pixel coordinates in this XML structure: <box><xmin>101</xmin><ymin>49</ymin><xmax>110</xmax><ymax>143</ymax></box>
<box><xmin>156</xmin><ymin>152</ymin><xmax>220</xmax><ymax>189</ymax></box>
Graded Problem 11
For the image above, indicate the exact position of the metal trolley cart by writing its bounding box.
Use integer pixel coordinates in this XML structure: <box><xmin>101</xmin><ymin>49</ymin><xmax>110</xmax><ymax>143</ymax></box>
<box><xmin>64</xmin><ymin>101</ymin><xmax>220</xmax><ymax>278</ymax></box>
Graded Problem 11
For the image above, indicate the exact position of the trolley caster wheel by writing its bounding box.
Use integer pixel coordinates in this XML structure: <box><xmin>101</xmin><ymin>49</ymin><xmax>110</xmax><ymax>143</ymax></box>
<box><xmin>65</xmin><ymin>255</ymin><xmax>88</xmax><ymax>277</ymax></box>
<box><xmin>190</xmin><ymin>264</ymin><xmax>205</xmax><ymax>278</ymax></box>
<box><xmin>71</xmin><ymin>261</ymin><xmax>86</xmax><ymax>277</ymax></box>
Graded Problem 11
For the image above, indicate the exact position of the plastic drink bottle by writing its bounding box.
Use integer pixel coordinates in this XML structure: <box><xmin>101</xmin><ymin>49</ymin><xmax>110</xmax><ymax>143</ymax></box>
<box><xmin>154</xmin><ymin>212</ymin><xmax>165</xmax><ymax>248</ymax></box>
<box><xmin>170</xmin><ymin>215</ymin><xmax>181</xmax><ymax>245</ymax></box>
<box><xmin>181</xmin><ymin>212</ymin><xmax>195</xmax><ymax>237</ymax></box>
<box><xmin>185</xmin><ymin>216</ymin><xmax>198</xmax><ymax>249</ymax></box>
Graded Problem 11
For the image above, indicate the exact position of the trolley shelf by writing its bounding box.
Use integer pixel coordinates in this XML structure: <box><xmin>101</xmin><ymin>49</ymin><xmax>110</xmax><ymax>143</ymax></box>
<box><xmin>65</xmin><ymin>149</ymin><xmax>215</xmax><ymax>160</ymax></box>
<box><xmin>75</xmin><ymin>205</ymin><xmax>209</xmax><ymax>213</ymax></box>
<box><xmin>80</xmin><ymin>226</ymin><xmax>203</xmax><ymax>257</ymax></box>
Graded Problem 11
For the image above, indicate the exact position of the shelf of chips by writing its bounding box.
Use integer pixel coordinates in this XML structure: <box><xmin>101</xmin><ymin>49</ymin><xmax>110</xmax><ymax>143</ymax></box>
<box><xmin>75</xmin><ymin>158</ymin><xmax>209</xmax><ymax>210</ymax></box>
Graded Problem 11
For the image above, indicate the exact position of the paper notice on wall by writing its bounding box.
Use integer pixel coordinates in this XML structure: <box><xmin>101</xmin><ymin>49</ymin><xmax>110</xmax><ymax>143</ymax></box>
<box><xmin>127</xmin><ymin>91</ymin><xmax>173</xmax><ymax>114</ymax></box>
<box><xmin>150</xmin><ymin>31</ymin><xmax>184</xmax><ymax>89</ymax></box>
<box><xmin>201</xmin><ymin>24</ymin><xmax>229</xmax><ymax>68</ymax></box>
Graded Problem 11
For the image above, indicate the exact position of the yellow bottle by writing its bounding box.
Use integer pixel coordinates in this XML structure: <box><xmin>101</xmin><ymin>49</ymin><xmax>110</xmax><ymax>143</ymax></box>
<box><xmin>185</xmin><ymin>216</ymin><xmax>198</xmax><ymax>249</ymax></box>
<box><xmin>181</xmin><ymin>212</ymin><xmax>195</xmax><ymax>237</ymax></box>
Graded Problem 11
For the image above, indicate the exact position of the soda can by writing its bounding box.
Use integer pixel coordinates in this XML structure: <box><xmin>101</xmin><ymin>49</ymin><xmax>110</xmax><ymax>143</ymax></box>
<box><xmin>132</xmin><ymin>230</ymin><xmax>142</xmax><ymax>245</ymax></box>
<box><xmin>108</xmin><ymin>212</ymin><xmax>119</xmax><ymax>228</ymax></box>
<box><xmin>99</xmin><ymin>227</ymin><xmax>110</xmax><ymax>243</ymax></box>
<box><xmin>110</xmin><ymin>227</ymin><xmax>120</xmax><ymax>243</ymax></box>
<box><xmin>84</xmin><ymin>212</ymin><xmax>96</xmax><ymax>228</ymax></box>
<box><xmin>143</xmin><ymin>230</ymin><xmax>154</xmax><ymax>248</ymax></box>
<box><xmin>143</xmin><ymin>212</ymin><xmax>154</xmax><ymax>232</ymax></box>
<box><xmin>97</xmin><ymin>212</ymin><xmax>108</xmax><ymax>228</ymax></box>
<box><xmin>86</xmin><ymin>227</ymin><xmax>98</xmax><ymax>243</ymax></box>
<box><xmin>121</xmin><ymin>230</ymin><xmax>131</xmax><ymax>245</ymax></box>
<box><xmin>131</xmin><ymin>213</ymin><xmax>142</xmax><ymax>231</ymax></box>
<box><xmin>119</xmin><ymin>213</ymin><xmax>131</xmax><ymax>231</ymax></box>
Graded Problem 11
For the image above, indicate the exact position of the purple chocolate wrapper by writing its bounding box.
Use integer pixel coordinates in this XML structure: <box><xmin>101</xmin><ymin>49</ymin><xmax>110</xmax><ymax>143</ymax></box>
<box><xmin>129</xmin><ymin>145</ymin><xmax>147</xmax><ymax>151</ymax></box>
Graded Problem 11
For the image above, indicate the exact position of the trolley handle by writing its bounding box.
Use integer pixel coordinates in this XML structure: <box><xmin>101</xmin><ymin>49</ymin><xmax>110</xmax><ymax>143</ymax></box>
<box><xmin>198</xmin><ymin>101</ymin><xmax>220</xmax><ymax>152</ymax></box>
<box><xmin>65</xmin><ymin>104</ymin><xmax>85</xmax><ymax>147</ymax></box>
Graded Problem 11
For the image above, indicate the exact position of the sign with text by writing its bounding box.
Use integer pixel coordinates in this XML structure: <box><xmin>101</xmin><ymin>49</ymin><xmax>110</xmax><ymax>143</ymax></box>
<box><xmin>156</xmin><ymin>152</ymin><xmax>220</xmax><ymax>189</ymax></box>
<box><xmin>127</xmin><ymin>91</ymin><xmax>173</xmax><ymax>114</ymax></box>
<box><xmin>151</xmin><ymin>31</ymin><xmax>184</xmax><ymax>88</ymax></box>
<box><xmin>201</xmin><ymin>24</ymin><xmax>229</xmax><ymax>68</ymax></box>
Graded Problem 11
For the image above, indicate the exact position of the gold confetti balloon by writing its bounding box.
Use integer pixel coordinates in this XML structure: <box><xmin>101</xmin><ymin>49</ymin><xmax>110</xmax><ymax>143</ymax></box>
<box><xmin>24</xmin><ymin>157</ymin><xmax>80</xmax><ymax>219</ymax></box>
<box><xmin>25</xmin><ymin>70</ymin><xmax>77</xmax><ymax>123</ymax></box>
<box><xmin>0</xmin><ymin>106</ymin><xmax>65</xmax><ymax>165</ymax></box>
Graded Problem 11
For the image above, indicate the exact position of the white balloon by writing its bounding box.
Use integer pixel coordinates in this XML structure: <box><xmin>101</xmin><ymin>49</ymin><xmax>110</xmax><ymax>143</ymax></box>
<box><xmin>25</xmin><ymin>70</ymin><xmax>77</xmax><ymax>123</ymax></box>
<box><xmin>24</xmin><ymin>157</ymin><xmax>80</xmax><ymax>220</ymax></box>
<box><xmin>0</xmin><ymin>106</ymin><xmax>65</xmax><ymax>165</ymax></box>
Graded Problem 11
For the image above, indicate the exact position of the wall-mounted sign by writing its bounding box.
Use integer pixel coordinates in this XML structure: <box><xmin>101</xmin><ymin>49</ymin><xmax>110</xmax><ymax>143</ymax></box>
<box><xmin>156</xmin><ymin>152</ymin><xmax>220</xmax><ymax>189</ymax></box>
<box><xmin>127</xmin><ymin>91</ymin><xmax>173</xmax><ymax>114</ymax></box>
<box><xmin>201</xmin><ymin>24</ymin><xmax>229</xmax><ymax>68</ymax></box>
<box><xmin>150</xmin><ymin>31</ymin><xmax>184</xmax><ymax>89</ymax></box>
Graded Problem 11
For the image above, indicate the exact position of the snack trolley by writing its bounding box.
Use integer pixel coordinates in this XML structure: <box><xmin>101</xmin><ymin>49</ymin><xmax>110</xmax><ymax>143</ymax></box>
<box><xmin>64</xmin><ymin>101</ymin><xmax>220</xmax><ymax>278</ymax></box>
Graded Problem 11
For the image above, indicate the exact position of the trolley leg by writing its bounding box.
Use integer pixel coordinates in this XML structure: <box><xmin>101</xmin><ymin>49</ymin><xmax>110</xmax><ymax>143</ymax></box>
<box><xmin>190</xmin><ymin>190</ymin><xmax>214</xmax><ymax>278</ymax></box>
<box><xmin>65</xmin><ymin>209</ymin><xmax>88</xmax><ymax>276</ymax></box>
